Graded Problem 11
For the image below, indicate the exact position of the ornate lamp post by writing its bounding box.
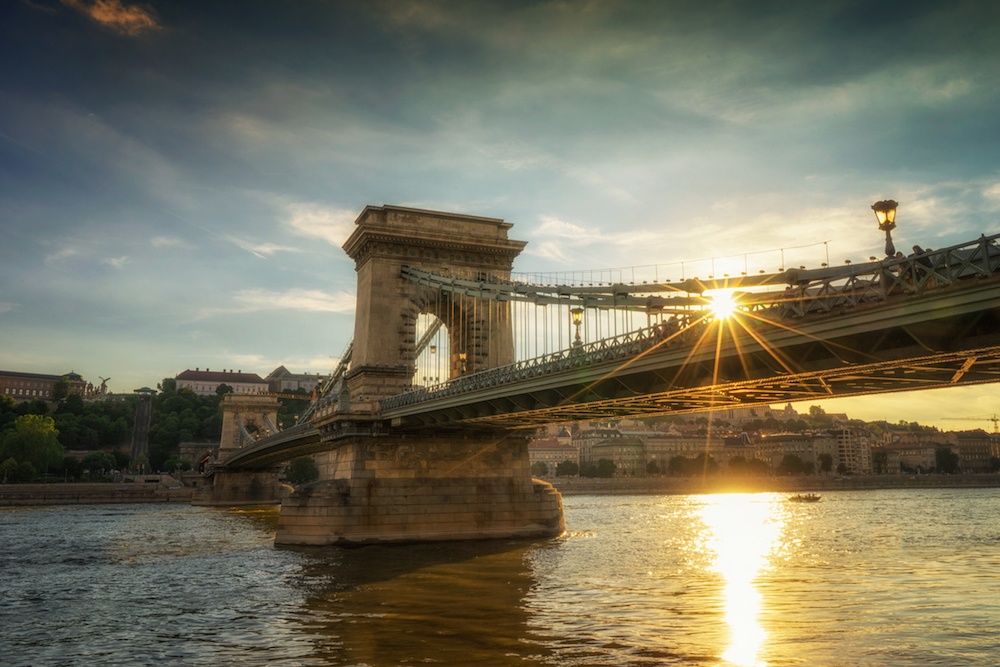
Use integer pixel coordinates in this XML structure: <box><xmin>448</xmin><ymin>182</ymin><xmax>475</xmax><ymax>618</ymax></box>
<box><xmin>872</xmin><ymin>199</ymin><xmax>899</xmax><ymax>257</ymax></box>
<box><xmin>571</xmin><ymin>307</ymin><xmax>584</xmax><ymax>350</ymax></box>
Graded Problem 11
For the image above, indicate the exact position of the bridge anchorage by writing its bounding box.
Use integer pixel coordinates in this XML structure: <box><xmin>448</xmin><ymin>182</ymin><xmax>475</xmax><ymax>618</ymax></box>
<box><xmin>210</xmin><ymin>204</ymin><xmax>1000</xmax><ymax>547</ymax></box>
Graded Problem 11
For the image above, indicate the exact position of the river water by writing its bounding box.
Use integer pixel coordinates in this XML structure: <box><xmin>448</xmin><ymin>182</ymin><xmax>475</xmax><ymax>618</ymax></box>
<box><xmin>2</xmin><ymin>488</ymin><xmax>998</xmax><ymax>666</ymax></box>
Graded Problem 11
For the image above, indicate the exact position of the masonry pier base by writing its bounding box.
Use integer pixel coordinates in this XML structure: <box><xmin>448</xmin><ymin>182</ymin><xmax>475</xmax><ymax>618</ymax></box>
<box><xmin>274</xmin><ymin>431</ymin><xmax>564</xmax><ymax>546</ymax></box>
<box><xmin>192</xmin><ymin>470</ymin><xmax>283</xmax><ymax>506</ymax></box>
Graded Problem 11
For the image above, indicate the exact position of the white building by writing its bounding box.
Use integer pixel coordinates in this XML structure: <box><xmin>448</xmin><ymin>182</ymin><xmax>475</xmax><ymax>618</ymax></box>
<box><xmin>174</xmin><ymin>368</ymin><xmax>268</xmax><ymax>396</ymax></box>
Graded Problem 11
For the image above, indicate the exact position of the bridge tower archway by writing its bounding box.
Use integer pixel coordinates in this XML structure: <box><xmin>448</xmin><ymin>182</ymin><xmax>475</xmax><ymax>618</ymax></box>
<box><xmin>217</xmin><ymin>393</ymin><xmax>281</xmax><ymax>461</ymax></box>
<box><xmin>342</xmin><ymin>205</ymin><xmax>525</xmax><ymax>403</ymax></box>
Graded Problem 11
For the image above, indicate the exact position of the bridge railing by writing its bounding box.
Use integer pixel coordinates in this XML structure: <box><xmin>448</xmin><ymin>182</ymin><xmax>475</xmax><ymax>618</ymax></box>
<box><xmin>380</xmin><ymin>233</ymin><xmax>1000</xmax><ymax>412</ymax></box>
<box><xmin>380</xmin><ymin>315</ymin><xmax>712</xmax><ymax>411</ymax></box>
<box><xmin>745</xmin><ymin>233</ymin><xmax>1000</xmax><ymax>319</ymax></box>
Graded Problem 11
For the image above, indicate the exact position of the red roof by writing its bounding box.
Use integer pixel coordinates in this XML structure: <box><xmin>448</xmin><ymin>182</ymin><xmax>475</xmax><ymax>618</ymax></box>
<box><xmin>175</xmin><ymin>369</ymin><xmax>266</xmax><ymax>384</ymax></box>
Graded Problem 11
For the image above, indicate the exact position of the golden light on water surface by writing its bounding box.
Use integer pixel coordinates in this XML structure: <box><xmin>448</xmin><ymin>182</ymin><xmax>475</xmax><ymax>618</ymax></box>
<box><xmin>699</xmin><ymin>494</ymin><xmax>784</xmax><ymax>667</ymax></box>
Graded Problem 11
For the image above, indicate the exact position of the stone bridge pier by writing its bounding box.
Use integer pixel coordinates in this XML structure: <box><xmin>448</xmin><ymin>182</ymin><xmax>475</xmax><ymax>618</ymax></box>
<box><xmin>275</xmin><ymin>430</ymin><xmax>563</xmax><ymax>545</ymax></box>
<box><xmin>273</xmin><ymin>205</ymin><xmax>564</xmax><ymax>545</ymax></box>
<box><xmin>193</xmin><ymin>394</ymin><xmax>284</xmax><ymax>506</ymax></box>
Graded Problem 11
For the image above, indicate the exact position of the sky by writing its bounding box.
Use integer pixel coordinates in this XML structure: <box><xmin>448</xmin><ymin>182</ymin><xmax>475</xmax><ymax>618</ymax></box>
<box><xmin>2</xmin><ymin>0</ymin><xmax>1000</xmax><ymax>430</ymax></box>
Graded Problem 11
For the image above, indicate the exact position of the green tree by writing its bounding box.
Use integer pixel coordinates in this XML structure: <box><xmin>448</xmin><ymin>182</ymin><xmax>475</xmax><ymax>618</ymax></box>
<box><xmin>60</xmin><ymin>393</ymin><xmax>86</xmax><ymax>415</ymax></box>
<box><xmin>162</xmin><ymin>456</ymin><xmax>192</xmax><ymax>472</ymax></box>
<box><xmin>668</xmin><ymin>455</ymin><xmax>687</xmax><ymax>476</ymax></box>
<box><xmin>777</xmin><ymin>454</ymin><xmax>806</xmax><ymax>475</ymax></box>
<box><xmin>284</xmin><ymin>456</ymin><xmax>320</xmax><ymax>486</ymax></box>
<box><xmin>0</xmin><ymin>414</ymin><xmax>63</xmax><ymax>473</ymax></box>
<box><xmin>1</xmin><ymin>457</ymin><xmax>22</xmax><ymax>483</ymax></box>
<box><xmin>530</xmin><ymin>461</ymin><xmax>549</xmax><ymax>477</ymax></box>
<box><xmin>818</xmin><ymin>453</ymin><xmax>833</xmax><ymax>474</ymax></box>
<box><xmin>17</xmin><ymin>460</ymin><xmax>37</xmax><ymax>482</ymax></box>
<box><xmin>277</xmin><ymin>390</ymin><xmax>310</xmax><ymax>429</ymax></box>
<box><xmin>81</xmin><ymin>451</ymin><xmax>117</xmax><ymax>479</ymax></box>
<box><xmin>934</xmin><ymin>447</ymin><xmax>960</xmax><ymax>474</ymax></box>
<box><xmin>872</xmin><ymin>451</ymin><xmax>889</xmax><ymax>474</ymax></box>
<box><xmin>595</xmin><ymin>458</ymin><xmax>616</xmax><ymax>478</ymax></box>
<box><xmin>555</xmin><ymin>460</ymin><xmax>579</xmax><ymax>476</ymax></box>
<box><xmin>50</xmin><ymin>379</ymin><xmax>68</xmax><ymax>400</ymax></box>
<box><xmin>60</xmin><ymin>455</ymin><xmax>83</xmax><ymax>481</ymax></box>
<box><xmin>646</xmin><ymin>460</ymin><xmax>660</xmax><ymax>475</ymax></box>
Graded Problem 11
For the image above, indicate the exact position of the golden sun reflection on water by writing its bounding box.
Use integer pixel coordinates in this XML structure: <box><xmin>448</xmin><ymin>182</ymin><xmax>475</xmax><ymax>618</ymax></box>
<box><xmin>699</xmin><ymin>494</ymin><xmax>784</xmax><ymax>667</ymax></box>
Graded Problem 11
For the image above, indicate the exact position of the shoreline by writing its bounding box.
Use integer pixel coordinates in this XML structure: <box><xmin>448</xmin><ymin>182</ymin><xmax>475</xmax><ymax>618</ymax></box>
<box><xmin>549</xmin><ymin>473</ymin><xmax>1000</xmax><ymax>496</ymax></box>
<box><xmin>2</xmin><ymin>473</ymin><xmax>998</xmax><ymax>507</ymax></box>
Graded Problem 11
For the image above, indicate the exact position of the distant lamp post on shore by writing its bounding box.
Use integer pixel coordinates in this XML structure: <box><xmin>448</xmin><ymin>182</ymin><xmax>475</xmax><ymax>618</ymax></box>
<box><xmin>872</xmin><ymin>199</ymin><xmax>899</xmax><ymax>257</ymax></box>
<box><xmin>571</xmin><ymin>307</ymin><xmax>584</xmax><ymax>349</ymax></box>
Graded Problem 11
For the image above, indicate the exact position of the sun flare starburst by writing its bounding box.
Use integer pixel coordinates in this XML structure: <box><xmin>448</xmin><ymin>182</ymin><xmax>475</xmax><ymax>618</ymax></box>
<box><xmin>708</xmin><ymin>290</ymin><xmax>740</xmax><ymax>320</ymax></box>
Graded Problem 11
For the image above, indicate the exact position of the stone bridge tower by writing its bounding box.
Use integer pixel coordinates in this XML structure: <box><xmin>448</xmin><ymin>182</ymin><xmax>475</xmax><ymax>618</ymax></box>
<box><xmin>197</xmin><ymin>393</ymin><xmax>284</xmax><ymax>506</ymax></box>
<box><xmin>217</xmin><ymin>393</ymin><xmax>281</xmax><ymax>461</ymax></box>
<box><xmin>274</xmin><ymin>205</ymin><xmax>564</xmax><ymax>545</ymax></box>
<box><xmin>341</xmin><ymin>205</ymin><xmax>526</xmax><ymax>404</ymax></box>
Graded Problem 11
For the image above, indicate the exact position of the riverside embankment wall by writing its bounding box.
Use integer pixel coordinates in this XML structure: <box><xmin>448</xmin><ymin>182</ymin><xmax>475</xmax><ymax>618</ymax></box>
<box><xmin>0</xmin><ymin>480</ymin><xmax>194</xmax><ymax>506</ymax></box>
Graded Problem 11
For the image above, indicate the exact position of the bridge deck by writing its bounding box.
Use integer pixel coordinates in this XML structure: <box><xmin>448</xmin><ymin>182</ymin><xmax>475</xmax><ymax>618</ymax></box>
<box><xmin>227</xmin><ymin>233</ymin><xmax>1000</xmax><ymax>466</ymax></box>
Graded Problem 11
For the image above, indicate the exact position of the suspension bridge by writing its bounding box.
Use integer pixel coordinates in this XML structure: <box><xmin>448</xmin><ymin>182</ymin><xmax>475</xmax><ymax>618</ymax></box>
<box><xmin>201</xmin><ymin>205</ymin><xmax>1000</xmax><ymax>546</ymax></box>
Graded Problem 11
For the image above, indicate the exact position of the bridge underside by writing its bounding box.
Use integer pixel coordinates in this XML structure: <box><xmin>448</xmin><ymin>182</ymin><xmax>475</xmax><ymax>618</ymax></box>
<box><xmin>382</xmin><ymin>278</ymin><xmax>1000</xmax><ymax>429</ymax></box>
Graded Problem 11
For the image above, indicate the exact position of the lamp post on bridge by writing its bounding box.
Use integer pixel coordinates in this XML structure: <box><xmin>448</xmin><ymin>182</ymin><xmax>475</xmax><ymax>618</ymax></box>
<box><xmin>872</xmin><ymin>199</ymin><xmax>899</xmax><ymax>257</ymax></box>
<box><xmin>571</xmin><ymin>307</ymin><xmax>584</xmax><ymax>352</ymax></box>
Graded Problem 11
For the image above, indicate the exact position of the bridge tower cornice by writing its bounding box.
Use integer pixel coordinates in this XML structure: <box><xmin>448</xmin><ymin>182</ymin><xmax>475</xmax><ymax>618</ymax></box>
<box><xmin>343</xmin><ymin>204</ymin><xmax>526</xmax><ymax>273</ymax></box>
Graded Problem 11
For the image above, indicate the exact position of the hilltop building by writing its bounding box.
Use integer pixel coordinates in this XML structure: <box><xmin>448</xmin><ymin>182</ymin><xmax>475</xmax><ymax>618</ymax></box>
<box><xmin>264</xmin><ymin>366</ymin><xmax>323</xmax><ymax>394</ymax></box>
<box><xmin>0</xmin><ymin>369</ymin><xmax>99</xmax><ymax>402</ymax></box>
<box><xmin>174</xmin><ymin>368</ymin><xmax>268</xmax><ymax>396</ymax></box>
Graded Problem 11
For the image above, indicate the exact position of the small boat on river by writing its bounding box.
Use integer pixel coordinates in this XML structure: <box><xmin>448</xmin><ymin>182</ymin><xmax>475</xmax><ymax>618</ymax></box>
<box><xmin>788</xmin><ymin>493</ymin><xmax>821</xmax><ymax>503</ymax></box>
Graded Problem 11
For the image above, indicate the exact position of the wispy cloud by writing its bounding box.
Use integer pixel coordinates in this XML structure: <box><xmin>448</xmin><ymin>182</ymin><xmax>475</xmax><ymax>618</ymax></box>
<box><xmin>983</xmin><ymin>180</ymin><xmax>1000</xmax><ymax>210</ymax></box>
<box><xmin>284</xmin><ymin>204</ymin><xmax>357</xmax><ymax>247</ymax></box>
<box><xmin>227</xmin><ymin>237</ymin><xmax>299</xmax><ymax>259</ymax></box>
<box><xmin>61</xmin><ymin>0</ymin><xmax>159</xmax><ymax>36</ymax></box>
<box><xmin>102</xmin><ymin>255</ymin><xmax>130</xmax><ymax>269</ymax></box>
<box><xmin>151</xmin><ymin>236</ymin><xmax>186</xmax><ymax>248</ymax></box>
<box><xmin>535</xmin><ymin>215</ymin><xmax>590</xmax><ymax>239</ymax></box>
<box><xmin>44</xmin><ymin>247</ymin><xmax>80</xmax><ymax>264</ymax></box>
<box><xmin>199</xmin><ymin>288</ymin><xmax>355</xmax><ymax>318</ymax></box>
<box><xmin>0</xmin><ymin>302</ymin><xmax>19</xmax><ymax>314</ymax></box>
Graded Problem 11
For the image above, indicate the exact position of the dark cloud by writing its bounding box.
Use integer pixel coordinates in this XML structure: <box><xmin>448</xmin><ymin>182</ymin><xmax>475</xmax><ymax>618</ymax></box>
<box><xmin>1</xmin><ymin>0</ymin><xmax>999</xmax><ymax>414</ymax></box>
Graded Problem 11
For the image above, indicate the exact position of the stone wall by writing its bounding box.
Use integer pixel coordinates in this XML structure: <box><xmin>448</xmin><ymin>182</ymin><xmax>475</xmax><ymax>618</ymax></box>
<box><xmin>0</xmin><ymin>481</ymin><xmax>193</xmax><ymax>506</ymax></box>
<box><xmin>276</xmin><ymin>432</ymin><xmax>564</xmax><ymax>545</ymax></box>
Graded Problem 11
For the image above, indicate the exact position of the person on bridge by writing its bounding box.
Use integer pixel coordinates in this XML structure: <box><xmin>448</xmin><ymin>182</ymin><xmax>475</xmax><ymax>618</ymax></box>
<box><xmin>910</xmin><ymin>245</ymin><xmax>935</xmax><ymax>288</ymax></box>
